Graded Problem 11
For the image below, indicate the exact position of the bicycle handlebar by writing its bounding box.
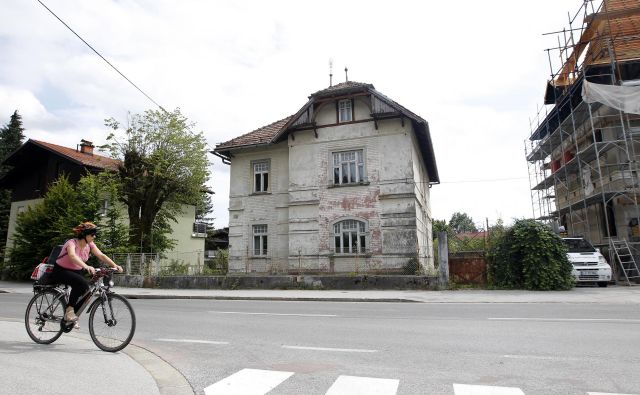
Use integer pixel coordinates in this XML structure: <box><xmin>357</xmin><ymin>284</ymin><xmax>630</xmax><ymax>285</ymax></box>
<box><xmin>90</xmin><ymin>267</ymin><xmax>119</xmax><ymax>283</ymax></box>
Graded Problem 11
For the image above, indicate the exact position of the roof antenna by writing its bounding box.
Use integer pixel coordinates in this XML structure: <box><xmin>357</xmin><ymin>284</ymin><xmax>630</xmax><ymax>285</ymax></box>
<box><xmin>345</xmin><ymin>66</ymin><xmax>349</xmax><ymax>82</ymax></box>
<box><xmin>329</xmin><ymin>58</ymin><xmax>333</xmax><ymax>87</ymax></box>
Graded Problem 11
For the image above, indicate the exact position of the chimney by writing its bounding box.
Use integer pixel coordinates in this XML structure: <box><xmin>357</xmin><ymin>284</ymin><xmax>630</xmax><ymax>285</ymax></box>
<box><xmin>79</xmin><ymin>139</ymin><xmax>94</xmax><ymax>155</ymax></box>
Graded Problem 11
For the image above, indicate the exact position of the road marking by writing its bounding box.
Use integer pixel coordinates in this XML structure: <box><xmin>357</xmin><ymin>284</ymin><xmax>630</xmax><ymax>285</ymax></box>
<box><xmin>155</xmin><ymin>338</ymin><xmax>229</xmax><ymax>345</ymax></box>
<box><xmin>209</xmin><ymin>311</ymin><xmax>337</xmax><ymax>317</ymax></box>
<box><xmin>326</xmin><ymin>375</ymin><xmax>399</xmax><ymax>395</ymax></box>
<box><xmin>588</xmin><ymin>393</ymin><xmax>639</xmax><ymax>395</ymax></box>
<box><xmin>282</xmin><ymin>345</ymin><xmax>378</xmax><ymax>353</ymax></box>
<box><xmin>203</xmin><ymin>368</ymin><xmax>293</xmax><ymax>395</ymax></box>
<box><xmin>489</xmin><ymin>317</ymin><xmax>640</xmax><ymax>323</ymax></box>
<box><xmin>502</xmin><ymin>354</ymin><xmax>582</xmax><ymax>361</ymax></box>
<box><xmin>453</xmin><ymin>383</ymin><xmax>525</xmax><ymax>395</ymax></box>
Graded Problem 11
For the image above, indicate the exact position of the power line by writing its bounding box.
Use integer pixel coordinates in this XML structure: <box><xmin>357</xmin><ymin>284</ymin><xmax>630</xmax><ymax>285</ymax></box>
<box><xmin>36</xmin><ymin>0</ymin><xmax>166</xmax><ymax>112</ymax></box>
<box><xmin>439</xmin><ymin>177</ymin><xmax>528</xmax><ymax>184</ymax></box>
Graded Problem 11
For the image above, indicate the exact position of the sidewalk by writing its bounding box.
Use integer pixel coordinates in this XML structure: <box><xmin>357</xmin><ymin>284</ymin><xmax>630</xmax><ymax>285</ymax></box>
<box><xmin>2</xmin><ymin>280</ymin><xmax>639</xmax><ymax>304</ymax></box>
<box><xmin>0</xmin><ymin>320</ymin><xmax>161</xmax><ymax>395</ymax></box>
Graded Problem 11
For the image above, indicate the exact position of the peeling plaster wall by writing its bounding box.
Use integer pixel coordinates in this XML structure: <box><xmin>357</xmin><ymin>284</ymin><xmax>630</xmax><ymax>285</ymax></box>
<box><xmin>227</xmin><ymin>143</ymin><xmax>289</xmax><ymax>273</ymax></box>
<box><xmin>225</xmin><ymin>95</ymin><xmax>435</xmax><ymax>273</ymax></box>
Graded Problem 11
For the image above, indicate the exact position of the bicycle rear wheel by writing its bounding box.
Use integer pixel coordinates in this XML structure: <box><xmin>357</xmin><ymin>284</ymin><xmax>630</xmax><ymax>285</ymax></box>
<box><xmin>25</xmin><ymin>290</ymin><xmax>66</xmax><ymax>344</ymax></box>
<box><xmin>88</xmin><ymin>293</ymin><xmax>136</xmax><ymax>352</ymax></box>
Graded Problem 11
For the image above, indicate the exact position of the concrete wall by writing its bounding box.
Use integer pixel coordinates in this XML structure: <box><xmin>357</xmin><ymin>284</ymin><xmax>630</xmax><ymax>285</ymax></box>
<box><xmin>166</xmin><ymin>203</ymin><xmax>205</xmax><ymax>256</ymax></box>
<box><xmin>5</xmin><ymin>198</ymin><xmax>43</xmax><ymax>252</ymax></box>
<box><xmin>115</xmin><ymin>274</ymin><xmax>440</xmax><ymax>290</ymax></box>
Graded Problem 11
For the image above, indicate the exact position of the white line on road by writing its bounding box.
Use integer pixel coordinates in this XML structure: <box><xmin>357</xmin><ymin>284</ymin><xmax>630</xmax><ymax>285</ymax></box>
<box><xmin>453</xmin><ymin>383</ymin><xmax>525</xmax><ymax>395</ymax></box>
<box><xmin>155</xmin><ymin>338</ymin><xmax>229</xmax><ymax>345</ymax></box>
<box><xmin>282</xmin><ymin>345</ymin><xmax>378</xmax><ymax>353</ymax></box>
<box><xmin>489</xmin><ymin>317</ymin><xmax>640</xmax><ymax>323</ymax></box>
<box><xmin>204</xmin><ymin>368</ymin><xmax>293</xmax><ymax>395</ymax></box>
<box><xmin>502</xmin><ymin>354</ymin><xmax>583</xmax><ymax>361</ymax></box>
<box><xmin>326</xmin><ymin>375</ymin><xmax>399</xmax><ymax>395</ymax></box>
<box><xmin>209</xmin><ymin>311</ymin><xmax>338</xmax><ymax>317</ymax></box>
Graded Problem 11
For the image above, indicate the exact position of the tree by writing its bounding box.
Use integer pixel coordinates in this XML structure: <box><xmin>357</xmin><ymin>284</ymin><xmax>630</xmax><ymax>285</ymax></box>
<box><xmin>104</xmin><ymin>108</ymin><xmax>210</xmax><ymax>253</ymax></box>
<box><xmin>432</xmin><ymin>219</ymin><xmax>450</xmax><ymax>239</ymax></box>
<box><xmin>0</xmin><ymin>111</ymin><xmax>26</xmax><ymax>257</ymax></box>
<box><xmin>5</xmin><ymin>176</ymin><xmax>97</xmax><ymax>279</ymax></box>
<box><xmin>449</xmin><ymin>212</ymin><xmax>478</xmax><ymax>234</ymax></box>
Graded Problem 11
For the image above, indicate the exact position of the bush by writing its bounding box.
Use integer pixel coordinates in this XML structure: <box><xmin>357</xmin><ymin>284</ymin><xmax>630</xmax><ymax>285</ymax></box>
<box><xmin>487</xmin><ymin>219</ymin><xmax>574</xmax><ymax>290</ymax></box>
<box><xmin>204</xmin><ymin>249</ymin><xmax>228</xmax><ymax>275</ymax></box>
<box><xmin>160</xmin><ymin>260</ymin><xmax>189</xmax><ymax>276</ymax></box>
<box><xmin>403</xmin><ymin>257</ymin><xmax>420</xmax><ymax>275</ymax></box>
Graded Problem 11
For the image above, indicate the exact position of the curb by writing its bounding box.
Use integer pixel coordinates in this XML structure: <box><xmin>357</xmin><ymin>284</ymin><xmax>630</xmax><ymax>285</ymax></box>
<box><xmin>120</xmin><ymin>294</ymin><xmax>419</xmax><ymax>303</ymax></box>
<box><xmin>122</xmin><ymin>343</ymin><xmax>194</xmax><ymax>395</ymax></box>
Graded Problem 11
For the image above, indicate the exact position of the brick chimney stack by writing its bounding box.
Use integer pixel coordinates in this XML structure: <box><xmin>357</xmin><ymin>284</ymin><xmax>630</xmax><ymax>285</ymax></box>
<box><xmin>79</xmin><ymin>139</ymin><xmax>94</xmax><ymax>155</ymax></box>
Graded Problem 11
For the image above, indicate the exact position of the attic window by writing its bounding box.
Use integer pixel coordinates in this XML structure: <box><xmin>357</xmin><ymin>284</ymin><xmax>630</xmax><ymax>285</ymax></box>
<box><xmin>338</xmin><ymin>99</ymin><xmax>353</xmax><ymax>123</ymax></box>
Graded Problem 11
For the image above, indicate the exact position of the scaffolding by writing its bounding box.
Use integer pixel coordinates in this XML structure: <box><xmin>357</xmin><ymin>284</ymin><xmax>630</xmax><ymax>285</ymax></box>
<box><xmin>525</xmin><ymin>0</ymin><xmax>640</xmax><ymax>282</ymax></box>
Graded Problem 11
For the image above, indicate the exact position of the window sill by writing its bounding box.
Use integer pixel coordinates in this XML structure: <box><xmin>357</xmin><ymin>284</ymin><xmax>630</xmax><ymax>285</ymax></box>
<box><xmin>250</xmin><ymin>256</ymin><xmax>270</xmax><ymax>259</ymax></box>
<box><xmin>330</xmin><ymin>253</ymin><xmax>372</xmax><ymax>258</ymax></box>
<box><xmin>328</xmin><ymin>181</ymin><xmax>370</xmax><ymax>189</ymax></box>
<box><xmin>250</xmin><ymin>192</ymin><xmax>271</xmax><ymax>196</ymax></box>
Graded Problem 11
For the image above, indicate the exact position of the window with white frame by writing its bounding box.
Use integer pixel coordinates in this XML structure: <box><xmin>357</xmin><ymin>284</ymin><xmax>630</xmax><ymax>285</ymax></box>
<box><xmin>253</xmin><ymin>161</ymin><xmax>269</xmax><ymax>193</ymax></box>
<box><xmin>253</xmin><ymin>224</ymin><xmax>268</xmax><ymax>256</ymax></box>
<box><xmin>333</xmin><ymin>219</ymin><xmax>367</xmax><ymax>254</ymax></box>
<box><xmin>338</xmin><ymin>99</ymin><xmax>352</xmax><ymax>122</ymax></box>
<box><xmin>333</xmin><ymin>150</ymin><xmax>365</xmax><ymax>185</ymax></box>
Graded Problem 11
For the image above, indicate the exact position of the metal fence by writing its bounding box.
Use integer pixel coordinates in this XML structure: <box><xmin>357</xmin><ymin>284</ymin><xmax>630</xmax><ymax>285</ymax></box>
<box><xmin>110</xmin><ymin>251</ymin><xmax>227</xmax><ymax>276</ymax></box>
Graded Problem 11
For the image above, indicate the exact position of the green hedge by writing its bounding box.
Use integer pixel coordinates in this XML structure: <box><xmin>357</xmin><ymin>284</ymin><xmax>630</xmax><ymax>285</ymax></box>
<box><xmin>487</xmin><ymin>219</ymin><xmax>574</xmax><ymax>290</ymax></box>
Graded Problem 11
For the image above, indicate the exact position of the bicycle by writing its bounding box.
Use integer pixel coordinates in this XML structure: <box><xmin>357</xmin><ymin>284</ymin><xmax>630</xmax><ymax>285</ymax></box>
<box><xmin>24</xmin><ymin>267</ymin><xmax>136</xmax><ymax>352</ymax></box>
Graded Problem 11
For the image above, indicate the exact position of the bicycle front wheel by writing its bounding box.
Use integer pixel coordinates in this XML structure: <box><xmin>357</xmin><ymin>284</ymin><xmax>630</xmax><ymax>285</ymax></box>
<box><xmin>25</xmin><ymin>290</ymin><xmax>66</xmax><ymax>344</ymax></box>
<box><xmin>88</xmin><ymin>293</ymin><xmax>136</xmax><ymax>352</ymax></box>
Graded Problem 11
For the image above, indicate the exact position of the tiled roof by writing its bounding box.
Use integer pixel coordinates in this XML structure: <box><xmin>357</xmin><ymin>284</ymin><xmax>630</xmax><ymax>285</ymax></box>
<box><xmin>215</xmin><ymin>116</ymin><xmax>293</xmax><ymax>151</ymax></box>
<box><xmin>31</xmin><ymin>139</ymin><xmax>121</xmax><ymax>171</ymax></box>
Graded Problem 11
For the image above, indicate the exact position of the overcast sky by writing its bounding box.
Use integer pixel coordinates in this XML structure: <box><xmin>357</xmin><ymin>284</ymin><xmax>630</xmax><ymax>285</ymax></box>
<box><xmin>0</xmin><ymin>0</ymin><xmax>587</xmax><ymax>230</ymax></box>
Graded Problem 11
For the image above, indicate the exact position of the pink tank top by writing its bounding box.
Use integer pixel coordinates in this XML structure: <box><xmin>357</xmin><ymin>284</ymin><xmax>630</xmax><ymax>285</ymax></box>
<box><xmin>56</xmin><ymin>239</ymin><xmax>95</xmax><ymax>270</ymax></box>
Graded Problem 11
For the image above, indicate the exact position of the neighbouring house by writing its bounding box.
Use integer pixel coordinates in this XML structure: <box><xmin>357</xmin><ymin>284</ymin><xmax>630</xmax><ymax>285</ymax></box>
<box><xmin>0</xmin><ymin>139</ymin><xmax>205</xmax><ymax>260</ymax></box>
<box><xmin>213</xmin><ymin>80</ymin><xmax>439</xmax><ymax>274</ymax></box>
<box><xmin>525</xmin><ymin>0</ymin><xmax>640</xmax><ymax>283</ymax></box>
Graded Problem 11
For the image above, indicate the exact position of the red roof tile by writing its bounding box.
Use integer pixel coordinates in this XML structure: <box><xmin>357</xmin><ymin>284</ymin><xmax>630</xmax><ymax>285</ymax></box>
<box><xmin>31</xmin><ymin>139</ymin><xmax>121</xmax><ymax>171</ymax></box>
<box><xmin>215</xmin><ymin>116</ymin><xmax>293</xmax><ymax>151</ymax></box>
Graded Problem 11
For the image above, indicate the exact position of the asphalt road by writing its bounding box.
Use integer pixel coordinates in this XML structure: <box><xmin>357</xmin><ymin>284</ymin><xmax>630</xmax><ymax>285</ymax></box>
<box><xmin>2</xmin><ymin>293</ymin><xmax>639</xmax><ymax>395</ymax></box>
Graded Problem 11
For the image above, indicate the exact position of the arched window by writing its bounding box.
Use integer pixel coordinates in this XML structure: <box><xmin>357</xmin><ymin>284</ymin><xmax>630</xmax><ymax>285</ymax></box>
<box><xmin>333</xmin><ymin>219</ymin><xmax>367</xmax><ymax>254</ymax></box>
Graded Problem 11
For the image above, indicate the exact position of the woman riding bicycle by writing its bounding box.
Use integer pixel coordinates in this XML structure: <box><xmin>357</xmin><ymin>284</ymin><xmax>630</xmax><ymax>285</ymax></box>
<box><xmin>49</xmin><ymin>221</ymin><xmax>122</xmax><ymax>324</ymax></box>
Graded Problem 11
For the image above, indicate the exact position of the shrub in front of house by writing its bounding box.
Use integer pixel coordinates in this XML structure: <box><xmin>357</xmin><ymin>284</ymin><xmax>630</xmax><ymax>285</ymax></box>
<box><xmin>487</xmin><ymin>219</ymin><xmax>574</xmax><ymax>290</ymax></box>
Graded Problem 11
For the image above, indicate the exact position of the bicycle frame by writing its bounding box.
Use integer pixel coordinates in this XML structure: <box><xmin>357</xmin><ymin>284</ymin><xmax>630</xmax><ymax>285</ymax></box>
<box><xmin>27</xmin><ymin>267</ymin><xmax>135</xmax><ymax>351</ymax></box>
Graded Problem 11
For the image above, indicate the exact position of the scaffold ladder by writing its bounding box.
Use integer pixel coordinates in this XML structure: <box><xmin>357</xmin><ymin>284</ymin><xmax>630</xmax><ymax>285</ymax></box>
<box><xmin>609</xmin><ymin>239</ymin><xmax>640</xmax><ymax>285</ymax></box>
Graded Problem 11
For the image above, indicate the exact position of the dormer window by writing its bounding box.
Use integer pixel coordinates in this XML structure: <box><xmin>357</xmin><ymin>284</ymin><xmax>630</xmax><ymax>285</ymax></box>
<box><xmin>338</xmin><ymin>99</ymin><xmax>353</xmax><ymax>123</ymax></box>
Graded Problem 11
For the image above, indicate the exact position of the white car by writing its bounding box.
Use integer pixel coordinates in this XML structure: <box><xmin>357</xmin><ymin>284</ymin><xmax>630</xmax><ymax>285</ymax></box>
<box><xmin>562</xmin><ymin>237</ymin><xmax>612</xmax><ymax>287</ymax></box>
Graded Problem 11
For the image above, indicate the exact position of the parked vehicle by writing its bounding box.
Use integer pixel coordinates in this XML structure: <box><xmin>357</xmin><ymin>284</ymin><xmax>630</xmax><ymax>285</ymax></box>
<box><xmin>562</xmin><ymin>237</ymin><xmax>612</xmax><ymax>287</ymax></box>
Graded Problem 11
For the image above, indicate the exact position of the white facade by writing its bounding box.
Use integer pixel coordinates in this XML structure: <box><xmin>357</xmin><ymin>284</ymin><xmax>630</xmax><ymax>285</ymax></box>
<box><xmin>220</xmin><ymin>82</ymin><xmax>438</xmax><ymax>274</ymax></box>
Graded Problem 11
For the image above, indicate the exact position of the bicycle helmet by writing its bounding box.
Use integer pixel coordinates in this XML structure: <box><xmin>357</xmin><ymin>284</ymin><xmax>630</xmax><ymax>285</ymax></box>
<box><xmin>73</xmin><ymin>221</ymin><xmax>99</xmax><ymax>238</ymax></box>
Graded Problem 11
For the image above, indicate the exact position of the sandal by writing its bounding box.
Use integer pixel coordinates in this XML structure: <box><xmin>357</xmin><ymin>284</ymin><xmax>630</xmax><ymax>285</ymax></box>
<box><xmin>64</xmin><ymin>307</ymin><xmax>78</xmax><ymax>322</ymax></box>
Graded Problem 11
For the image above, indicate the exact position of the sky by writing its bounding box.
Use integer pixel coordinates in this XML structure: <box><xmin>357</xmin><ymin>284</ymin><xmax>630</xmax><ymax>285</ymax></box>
<box><xmin>0</xmin><ymin>0</ymin><xmax>589</xmax><ymax>230</ymax></box>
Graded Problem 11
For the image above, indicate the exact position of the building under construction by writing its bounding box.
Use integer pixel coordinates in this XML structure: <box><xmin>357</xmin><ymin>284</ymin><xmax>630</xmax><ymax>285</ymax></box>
<box><xmin>525</xmin><ymin>0</ymin><xmax>640</xmax><ymax>283</ymax></box>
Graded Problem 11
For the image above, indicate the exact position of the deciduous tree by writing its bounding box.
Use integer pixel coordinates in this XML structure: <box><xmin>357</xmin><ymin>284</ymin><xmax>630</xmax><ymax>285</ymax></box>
<box><xmin>104</xmin><ymin>108</ymin><xmax>210</xmax><ymax>253</ymax></box>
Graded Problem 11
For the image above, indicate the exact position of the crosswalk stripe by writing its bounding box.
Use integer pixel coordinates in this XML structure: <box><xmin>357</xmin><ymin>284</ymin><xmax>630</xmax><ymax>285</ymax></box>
<box><xmin>325</xmin><ymin>375</ymin><xmax>399</xmax><ymax>395</ymax></box>
<box><xmin>203</xmin><ymin>368</ymin><xmax>294</xmax><ymax>395</ymax></box>
<box><xmin>453</xmin><ymin>383</ymin><xmax>525</xmax><ymax>395</ymax></box>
